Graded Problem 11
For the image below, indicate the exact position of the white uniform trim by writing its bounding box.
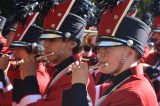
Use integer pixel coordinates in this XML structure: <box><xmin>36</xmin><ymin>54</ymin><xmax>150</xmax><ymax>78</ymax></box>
<box><xmin>0</xmin><ymin>82</ymin><xmax>4</xmax><ymax>89</ymax></box>
<box><xmin>3</xmin><ymin>84</ymin><xmax>13</xmax><ymax>93</ymax></box>
<box><xmin>96</xmin><ymin>76</ymin><xmax>131</xmax><ymax>106</ymax></box>
<box><xmin>95</xmin><ymin>85</ymin><xmax>101</xmax><ymax>104</ymax></box>
<box><xmin>19</xmin><ymin>95</ymin><xmax>42</xmax><ymax>106</ymax></box>
<box><xmin>19</xmin><ymin>12</ymin><xmax>39</xmax><ymax>40</ymax></box>
<box><xmin>157</xmin><ymin>76</ymin><xmax>160</xmax><ymax>81</ymax></box>
<box><xmin>43</xmin><ymin>67</ymin><xmax>69</xmax><ymax>99</ymax></box>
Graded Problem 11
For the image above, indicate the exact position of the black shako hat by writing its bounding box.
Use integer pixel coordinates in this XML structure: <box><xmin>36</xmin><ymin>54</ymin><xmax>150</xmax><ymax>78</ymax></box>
<box><xmin>0</xmin><ymin>16</ymin><xmax>6</xmax><ymax>31</ymax></box>
<box><xmin>96</xmin><ymin>16</ymin><xmax>151</xmax><ymax>56</ymax></box>
<box><xmin>40</xmin><ymin>13</ymin><xmax>86</xmax><ymax>45</ymax></box>
<box><xmin>10</xmin><ymin>25</ymin><xmax>42</xmax><ymax>48</ymax></box>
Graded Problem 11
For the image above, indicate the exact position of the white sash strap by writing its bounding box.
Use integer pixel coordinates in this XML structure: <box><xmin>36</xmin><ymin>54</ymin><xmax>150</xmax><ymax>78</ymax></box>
<box><xmin>12</xmin><ymin>95</ymin><xmax>42</xmax><ymax>106</ymax></box>
<box><xmin>86</xmin><ymin>86</ymin><xmax>94</xmax><ymax>106</ymax></box>
<box><xmin>95</xmin><ymin>85</ymin><xmax>101</xmax><ymax>104</ymax></box>
<box><xmin>96</xmin><ymin>95</ymin><xmax>108</xmax><ymax>106</ymax></box>
<box><xmin>3</xmin><ymin>83</ymin><xmax>13</xmax><ymax>93</ymax></box>
<box><xmin>43</xmin><ymin>67</ymin><xmax>68</xmax><ymax>99</ymax></box>
<box><xmin>96</xmin><ymin>76</ymin><xmax>131</xmax><ymax>106</ymax></box>
<box><xmin>0</xmin><ymin>82</ymin><xmax>3</xmax><ymax>90</ymax></box>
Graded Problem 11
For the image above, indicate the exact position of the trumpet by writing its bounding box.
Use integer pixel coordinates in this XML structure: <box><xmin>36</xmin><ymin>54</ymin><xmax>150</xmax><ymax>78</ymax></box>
<box><xmin>12</xmin><ymin>52</ymin><xmax>55</xmax><ymax>67</ymax></box>
<box><xmin>0</xmin><ymin>53</ymin><xmax>22</xmax><ymax>67</ymax></box>
<box><xmin>0</xmin><ymin>53</ymin><xmax>14</xmax><ymax>60</ymax></box>
<box><xmin>14</xmin><ymin>59</ymin><xmax>24</xmax><ymax>66</ymax></box>
<box><xmin>35</xmin><ymin>52</ymin><xmax>55</xmax><ymax>62</ymax></box>
<box><xmin>84</xmin><ymin>30</ymin><xmax>98</xmax><ymax>35</ymax></box>
<box><xmin>16</xmin><ymin>52</ymin><xmax>55</xmax><ymax>67</ymax></box>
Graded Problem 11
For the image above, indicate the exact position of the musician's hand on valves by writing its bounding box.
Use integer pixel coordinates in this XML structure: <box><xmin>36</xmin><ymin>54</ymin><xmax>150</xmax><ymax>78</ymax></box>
<box><xmin>70</xmin><ymin>61</ymin><xmax>89</xmax><ymax>85</ymax></box>
<box><xmin>0</xmin><ymin>54</ymin><xmax>10</xmax><ymax>71</ymax></box>
<box><xmin>19</xmin><ymin>55</ymin><xmax>37</xmax><ymax>79</ymax></box>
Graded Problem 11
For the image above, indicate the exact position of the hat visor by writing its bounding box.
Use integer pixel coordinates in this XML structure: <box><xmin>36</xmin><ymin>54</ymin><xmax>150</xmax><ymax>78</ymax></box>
<box><xmin>96</xmin><ymin>41</ymin><xmax>124</xmax><ymax>47</ymax></box>
<box><xmin>96</xmin><ymin>36</ymin><xmax>127</xmax><ymax>47</ymax></box>
<box><xmin>39</xmin><ymin>34</ymin><xmax>62</xmax><ymax>40</ymax></box>
<box><xmin>9</xmin><ymin>41</ymin><xmax>29</xmax><ymax>48</ymax></box>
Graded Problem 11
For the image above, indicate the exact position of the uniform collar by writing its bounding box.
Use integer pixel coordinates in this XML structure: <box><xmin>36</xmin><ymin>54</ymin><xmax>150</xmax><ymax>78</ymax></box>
<box><xmin>104</xmin><ymin>64</ymin><xmax>144</xmax><ymax>96</ymax></box>
<box><xmin>55</xmin><ymin>55</ymin><xmax>78</xmax><ymax>72</ymax></box>
<box><xmin>130</xmin><ymin>63</ymin><xmax>144</xmax><ymax>76</ymax></box>
<box><xmin>104</xmin><ymin>69</ymin><xmax>132</xmax><ymax>96</ymax></box>
<box><xmin>110</xmin><ymin>69</ymin><xmax>132</xmax><ymax>86</ymax></box>
<box><xmin>111</xmin><ymin>64</ymin><xmax>144</xmax><ymax>85</ymax></box>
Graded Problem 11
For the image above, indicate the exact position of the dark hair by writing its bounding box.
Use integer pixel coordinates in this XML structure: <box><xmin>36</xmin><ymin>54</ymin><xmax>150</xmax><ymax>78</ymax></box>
<box><xmin>62</xmin><ymin>37</ymin><xmax>82</xmax><ymax>54</ymax></box>
<box><xmin>61</xmin><ymin>36</ymin><xmax>82</xmax><ymax>54</ymax></box>
<box><xmin>72</xmin><ymin>44</ymin><xmax>82</xmax><ymax>54</ymax></box>
<box><xmin>132</xmin><ymin>48</ymin><xmax>141</xmax><ymax>60</ymax></box>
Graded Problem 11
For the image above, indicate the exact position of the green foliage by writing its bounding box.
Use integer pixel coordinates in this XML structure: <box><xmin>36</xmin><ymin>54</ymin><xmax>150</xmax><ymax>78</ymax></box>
<box><xmin>91</xmin><ymin>0</ymin><xmax>153</xmax><ymax>18</ymax></box>
<box><xmin>137</xmin><ymin>0</ymin><xmax>152</xmax><ymax>18</ymax></box>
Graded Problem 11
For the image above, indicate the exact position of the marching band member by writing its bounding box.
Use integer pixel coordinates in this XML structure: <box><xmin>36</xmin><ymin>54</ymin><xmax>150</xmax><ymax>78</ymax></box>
<box><xmin>0</xmin><ymin>24</ymin><xmax>50</xmax><ymax>106</ymax></box>
<box><xmin>0</xmin><ymin>15</ymin><xmax>13</xmax><ymax>106</ymax></box>
<box><xmin>12</xmin><ymin>13</ymin><xmax>96</xmax><ymax>106</ymax></box>
<box><xmin>65</xmin><ymin>15</ymin><xmax>158</xmax><ymax>106</ymax></box>
<box><xmin>142</xmin><ymin>1</ymin><xmax>160</xmax><ymax>101</ymax></box>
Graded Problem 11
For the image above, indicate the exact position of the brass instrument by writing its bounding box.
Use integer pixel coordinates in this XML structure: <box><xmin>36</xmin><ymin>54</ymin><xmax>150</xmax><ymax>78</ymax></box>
<box><xmin>83</xmin><ymin>30</ymin><xmax>98</xmax><ymax>46</ymax></box>
<box><xmin>84</xmin><ymin>30</ymin><xmax>98</xmax><ymax>35</ymax></box>
<box><xmin>17</xmin><ymin>52</ymin><xmax>55</xmax><ymax>66</ymax></box>
<box><xmin>0</xmin><ymin>52</ymin><xmax>55</xmax><ymax>67</ymax></box>
<box><xmin>35</xmin><ymin>52</ymin><xmax>55</xmax><ymax>62</ymax></box>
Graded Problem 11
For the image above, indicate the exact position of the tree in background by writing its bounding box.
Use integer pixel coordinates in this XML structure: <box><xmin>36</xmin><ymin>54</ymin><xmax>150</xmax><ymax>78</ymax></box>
<box><xmin>137</xmin><ymin>0</ymin><xmax>152</xmax><ymax>18</ymax></box>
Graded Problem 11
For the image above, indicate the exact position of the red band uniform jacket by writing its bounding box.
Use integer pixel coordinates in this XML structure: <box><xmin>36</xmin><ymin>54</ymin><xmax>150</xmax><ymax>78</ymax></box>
<box><xmin>63</xmin><ymin>64</ymin><xmax>158</xmax><ymax>106</ymax></box>
<box><xmin>0</xmin><ymin>62</ymin><xmax>50</xmax><ymax>106</ymax></box>
<box><xmin>12</xmin><ymin>55</ymin><xmax>96</xmax><ymax>106</ymax></box>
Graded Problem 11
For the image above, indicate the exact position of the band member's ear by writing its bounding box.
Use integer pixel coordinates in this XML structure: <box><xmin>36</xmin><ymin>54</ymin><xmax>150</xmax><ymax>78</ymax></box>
<box><xmin>69</xmin><ymin>41</ymin><xmax>77</xmax><ymax>49</ymax></box>
<box><xmin>125</xmin><ymin>47</ymin><xmax>139</xmax><ymax>61</ymax></box>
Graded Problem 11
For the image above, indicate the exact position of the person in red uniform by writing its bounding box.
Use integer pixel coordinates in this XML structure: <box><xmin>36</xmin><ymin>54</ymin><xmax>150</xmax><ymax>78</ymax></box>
<box><xmin>9</xmin><ymin>25</ymin><xmax>50</xmax><ymax>95</ymax></box>
<box><xmin>143</xmin><ymin>0</ymin><xmax>160</xmax><ymax>102</ymax></box>
<box><xmin>0</xmin><ymin>24</ymin><xmax>50</xmax><ymax>106</ymax></box>
<box><xmin>9</xmin><ymin>40</ymin><xmax>50</xmax><ymax>95</ymax></box>
<box><xmin>12</xmin><ymin>13</ymin><xmax>95</xmax><ymax>106</ymax></box>
<box><xmin>0</xmin><ymin>15</ymin><xmax>14</xmax><ymax>106</ymax></box>
<box><xmin>142</xmin><ymin>14</ymin><xmax>160</xmax><ymax>102</ymax></box>
<box><xmin>0</xmin><ymin>16</ymin><xmax>8</xmax><ymax>53</ymax></box>
<box><xmin>81</xmin><ymin>34</ymin><xmax>110</xmax><ymax>85</ymax></box>
<box><xmin>81</xmin><ymin>46</ymin><xmax>110</xmax><ymax>85</ymax></box>
<box><xmin>142</xmin><ymin>17</ymin><xmax>160</xmax><ymax>65</ymax></box>
<box><xmin>142</xmin><ymin>0</ymin><xmax>160</xmax><ymax>65</ymax></box>
<box><xmin>64</xmin><ymin>16</ymin><xmax>159</xmax><ymax>106</ymax></box>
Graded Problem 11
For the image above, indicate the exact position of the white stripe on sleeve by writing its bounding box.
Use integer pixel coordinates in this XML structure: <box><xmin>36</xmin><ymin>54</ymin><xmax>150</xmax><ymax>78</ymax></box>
<box><xmin>19</xmin><ymin>94</ymin><xmax>42</xmax><ymax>106</ymax></box>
